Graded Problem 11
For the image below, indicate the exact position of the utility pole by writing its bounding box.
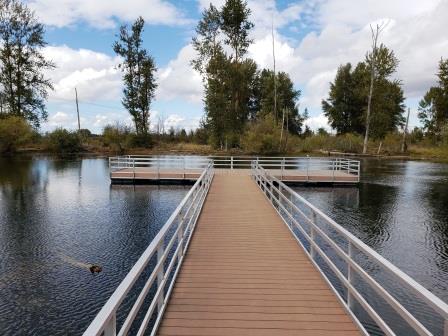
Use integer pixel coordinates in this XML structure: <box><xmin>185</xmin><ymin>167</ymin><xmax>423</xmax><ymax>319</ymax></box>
<box><xmin>401</xmin><ymin>107</ymin><xmax>411</xmax><ymax>153</ymax></box>
<box><xmin>75</xmin><ymin>87</ymin><xmax>80</xmax><ymax>131</ymax></box>
<box><xmin>272</xmin><ymin>15</ymin><xmax>277</xmax><ymax>124</ymax></box>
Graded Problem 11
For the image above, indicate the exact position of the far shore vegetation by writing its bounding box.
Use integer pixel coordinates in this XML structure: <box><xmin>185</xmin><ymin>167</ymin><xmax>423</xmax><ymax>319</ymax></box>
<box><xmin>0</xmin><ymin>0</ymin><xmax>447</xmax><ymax>160</ymax></box>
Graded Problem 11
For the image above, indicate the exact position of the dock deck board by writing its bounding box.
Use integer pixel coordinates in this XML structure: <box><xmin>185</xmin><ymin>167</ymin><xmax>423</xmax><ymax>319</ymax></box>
<box><xmin>158</xmin><ymin>173</ymin><xmax>360</xmax><ymax>335</ymax></box>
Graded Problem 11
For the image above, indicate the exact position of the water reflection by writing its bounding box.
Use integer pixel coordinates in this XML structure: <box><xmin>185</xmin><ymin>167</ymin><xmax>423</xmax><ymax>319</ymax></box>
<box><xmin>0</xmin><ymin>156</ymin><xmax>188</xmax><ymax>335</ymax></box>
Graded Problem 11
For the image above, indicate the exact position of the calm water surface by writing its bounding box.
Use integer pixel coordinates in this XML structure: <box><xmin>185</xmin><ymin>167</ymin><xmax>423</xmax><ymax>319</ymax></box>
<box><xmin>0</xmin><ymin>156</ymin><xmax>188</xmax><ymax>335</ymax></box>
<box><xmin>1</xmin><ymin>156</ymin><xmax>448</xmax><ymax>335</ymax></box>
<box><xmin>293</xmin><ymin>159</ymin><xmax>448</xmax><ymax>306</ymax></box>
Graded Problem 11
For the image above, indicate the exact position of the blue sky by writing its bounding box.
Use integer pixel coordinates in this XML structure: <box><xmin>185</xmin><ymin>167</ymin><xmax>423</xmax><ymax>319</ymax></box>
<box><xmin>30</xmin><ymin>0</ymin><xmax>447</xmax><ymax>133</ymax></box>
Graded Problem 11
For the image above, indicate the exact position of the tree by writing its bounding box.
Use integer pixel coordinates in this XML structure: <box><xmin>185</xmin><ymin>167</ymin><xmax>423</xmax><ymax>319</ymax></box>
<box><xmin>0</xmin><ymin>0</ymin><xmax>55</xmax><ymax>128</ymax></box>
<box><xmin>322</xmin><ymin>63</ymin><xmax>365</xmax><ymax>134</ymax></box>
<box><xmin>363</xmin><ymin>24</ymin><xmax>381</xmax><ymax>153</ymax></box>
<box><xmin>418</xmin><ymin>58</ymin><xmax>448</xmax><ymax>137</ymax></box>
<box><xmin>0</xmin><ymin>115</ymin><xmax>32</xmax><ymax>153</ymax></box>
<box><xmin>192</xmin><ymin>0</ymin><xmax>256</xmax><ymax>148</ymax></box>
<box><xmin>254</xmin><ymin>69</ymin><xmax>303</xmax><ymax>134</ymax></box>
<box><xmin>221</xmin><ymin>0</ymin><xmax>253</xmax><ymax>63</ymax></box>
<box><xmin>113</xmin><ymin>16</ymin><xmax>157</xmax><ymax>135</ymax></box>
<box><xmin>322</xmin><ymin>46</ymin><xmax>404</xmax><ymax>140</ymax></box>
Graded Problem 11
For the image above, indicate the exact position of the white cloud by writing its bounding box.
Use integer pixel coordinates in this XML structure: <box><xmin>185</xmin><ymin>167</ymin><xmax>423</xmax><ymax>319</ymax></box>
<box><xmin>304</xmin><ymin>113</ymin><xmax>331</xmax><ymax>131</ymax></box>
<box><xmin>29</xmin><ymin>0</ymin><xmax>190</xmax><ymax>28</ymax></box>
<box><xmin>156</xmin><ymin>45</ymin><xmax>203</xmax><ymax>103</ymax></box>
<box><xmin>43</xmin><ymin>45</ymin><xmax>122</xmax><ymax>102</ymax></box>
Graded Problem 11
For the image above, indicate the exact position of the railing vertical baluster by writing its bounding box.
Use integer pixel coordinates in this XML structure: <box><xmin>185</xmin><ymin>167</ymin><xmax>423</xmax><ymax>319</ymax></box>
<box><xmin>103</xmin><ymin>313</ymin><xmax>116</xmax><ymax>336</ymax></box>
<box><xmin>157</xmin><ymin>241</ymin><xmax>165</xmax><ymax>312</ymax></box>
<box><xmin>231</xmin><ymin>156</ymin><xmax>233</xmax><ymax>170</ymax></box>
<box><xmin>444</xmin><ymin>319</ymin><xmax>448</xmax><ymax>336</ymax></box>
<box><xmin>348</xmin><ymin>242</ymin><xmax>354</xmax><ymax>309</ymax></box>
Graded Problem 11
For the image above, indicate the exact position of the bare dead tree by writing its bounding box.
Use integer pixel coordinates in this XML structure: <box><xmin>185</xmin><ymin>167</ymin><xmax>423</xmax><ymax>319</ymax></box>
<box><xmin>363</xmin><ymin>23</ymin><xmax>387</xmax><ymax>154</ymax></box>
<box><xmin>401</xmin><ymin>107</ymin><xmax>410</xmax><ymax>153</ymax></box>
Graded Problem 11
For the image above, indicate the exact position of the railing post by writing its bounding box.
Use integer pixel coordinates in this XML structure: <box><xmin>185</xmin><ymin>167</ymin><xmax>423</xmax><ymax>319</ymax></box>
<box><xmin>178</xmin><ymin>212</ymin><xmax>184</xmax><ymax>260</ymax></box>
<box><xmin>103</xmin><ymin>313</ymin><xmax>116</xmax><ymax>336</ymax></box>
<box><xmin>281</xmin><ymin>158</ymin><xmax>285</xmax><ymax>180</ymax></box>
<box><xmin>183</xmin><ymin>157</ymin><xmax>185</xmax><ymax>179</ymax></box>
<box><xmin>133</xmin><ymin>159</ymin><xmax>135</xmax><ymax>179</ymax></box>
<box><xmin>348</xmin><ymin>242</ymin><xmax>354</xmax><ymax>309</ymax></box>
<box><xmin>157</xmin><ymin>241</ymin><xmax>164</xmax><ymax>312</ymax></box>
<box><xmin>444</xmin><ymin>319</ymin><xmax>448</xmax><ymax>336</ymax></box>
<box><xmin>310</xmin><ymin>211</ymin><xmax>316</xmax><ymax>259</ymax></box>
<box><xmin>307</xmin><ymin>156</ymin><xmax>310</xmax><ymax>182</ymax></box>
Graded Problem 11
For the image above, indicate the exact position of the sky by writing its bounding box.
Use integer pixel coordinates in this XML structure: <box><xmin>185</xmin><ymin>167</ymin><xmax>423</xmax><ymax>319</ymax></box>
<box><xmin>29</xmin><ymin>0</ymin><xmax>448</xmax><ymax>134</ymax></box>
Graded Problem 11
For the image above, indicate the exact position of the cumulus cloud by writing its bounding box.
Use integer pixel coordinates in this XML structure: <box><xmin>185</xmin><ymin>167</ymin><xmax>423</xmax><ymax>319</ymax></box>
<box><xmin>43</xmin><ymin>45</ymin><xmax>122</xmax><ymax>102</ymax></box>
<box><xmin>28</xmin><ymin>0</ymin><xmax>190</xmax><ymax>28</ymax></box>
<box><xmin>156</xmin><ymin>45</ymin><xmax>203</xmax><ymax>103</ymax></box>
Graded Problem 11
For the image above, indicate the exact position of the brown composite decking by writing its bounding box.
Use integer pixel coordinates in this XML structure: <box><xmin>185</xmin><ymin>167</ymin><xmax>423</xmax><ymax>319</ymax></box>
<box><xmin>110</xmin><ymin>168</ymin><xmax>358</xmax><ymax>183</ymax></box>
<box><xmin>157</xmin><ymin>173</ymin><xmax>361</xmax><ymax>336</ymax></box>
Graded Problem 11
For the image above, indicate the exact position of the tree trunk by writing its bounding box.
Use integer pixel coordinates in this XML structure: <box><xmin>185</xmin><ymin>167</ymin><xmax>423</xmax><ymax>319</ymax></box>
<box><xmin>401</xmin><ymin>107</ymin><xmax>410</xmax><ymax>153</ymax></box>
<box><xmin>363</xmin><ymin>24</ymin><xmax>382</xmax><ymax>154</ymax></box>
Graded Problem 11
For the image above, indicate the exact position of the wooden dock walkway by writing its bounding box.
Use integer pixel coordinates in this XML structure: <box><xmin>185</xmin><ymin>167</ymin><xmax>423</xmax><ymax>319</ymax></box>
<box><xmin>158</xmin><ymin>173</ymin><xmax>360</xmax><ymax>335</ymax></box>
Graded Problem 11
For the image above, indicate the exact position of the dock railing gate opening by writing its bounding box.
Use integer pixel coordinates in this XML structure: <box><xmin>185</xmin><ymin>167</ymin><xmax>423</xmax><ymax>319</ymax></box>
<box><xmin>252</xmin><ymin>161</ymin><xmax>448</xmax><ymax>336</ymax></box>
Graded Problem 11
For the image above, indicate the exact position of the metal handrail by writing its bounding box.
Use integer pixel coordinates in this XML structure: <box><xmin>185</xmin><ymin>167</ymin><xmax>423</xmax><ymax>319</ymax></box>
<box><xmin>84</xmin><ymin>161</ymin><xmax>214</xmax><ymax>336</ymax></box>
<box><xmin>251</xmin><ymin>161</ymin><xmax>448</xmax><ymax>336</ymax></box>
<box><xmin>109</xmin><ymin>156</ymin><xmax>360</xmax><ymax>182</ymax></box>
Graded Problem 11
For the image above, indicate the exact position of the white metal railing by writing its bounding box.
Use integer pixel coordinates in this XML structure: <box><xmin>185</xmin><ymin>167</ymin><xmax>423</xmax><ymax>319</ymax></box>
<box><xmin>252</xmin><ymin>161</ymin><xmax>448</xmax><ymax>336</ymax></box>
<box><xmin>109</xmin><ymin>156</ymin><xmax>360</xmax><ymax>182</ymax></box>
<box><xmin>83</xmin><ymin>161</ymin><xmax>214</xmax><ymax>336</ymax></box>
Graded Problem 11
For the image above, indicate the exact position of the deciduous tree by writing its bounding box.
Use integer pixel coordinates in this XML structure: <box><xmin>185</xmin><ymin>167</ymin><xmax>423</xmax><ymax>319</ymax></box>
<box><xmin>0</xmin><ymin>0</ymin><xmax>55</xmax><ymax>128</ymax></box>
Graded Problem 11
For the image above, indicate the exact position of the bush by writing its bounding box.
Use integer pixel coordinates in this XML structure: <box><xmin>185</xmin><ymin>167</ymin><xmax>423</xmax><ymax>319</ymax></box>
<box><xmin>241</xmin><ymin>116</ymin><xmax>282</xmax><ymax>154</ymax></box>
<box><xmin>0</xmin><ymin>116</ymin><xmax>32</xmax><ymax>153</ymax></box>
<box><xmin>102</xmin><ymin>124</ymin><xmax>131</xmax><ymax>153</ymax></box>
<box><xmin>128</xmin><ymin>133</ymin><xmax>152</xmax><ymax>148</ymax></box>
<box><xmin>45</xmin><ymin>128</ymin><xmax>83</xmax><ymax>153</ymax></box>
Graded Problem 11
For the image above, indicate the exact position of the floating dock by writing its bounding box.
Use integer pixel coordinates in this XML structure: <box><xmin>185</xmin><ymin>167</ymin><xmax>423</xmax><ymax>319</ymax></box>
<box><xmin>109</xmin><ymin>156</ymin><xmax>361</xmax><ymax>184</ymax></box>
<box><xmin>83</xmin><ymin>158</ymin><xmax>448</xmax><ymax>336</ymax></box>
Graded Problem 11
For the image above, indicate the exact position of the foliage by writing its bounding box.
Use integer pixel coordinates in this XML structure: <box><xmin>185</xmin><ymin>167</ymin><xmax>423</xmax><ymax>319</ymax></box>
<box><xmin>113</xmin><ymin>16</ymin><xmax>157</xmax><ymax>135</ymax></box>
<box><xmin>193</xmin><ymin>0</ymin><xmax>260</xmax><ymax>149</ymax></box>
<box><xmin>418</xmin><ymin>58</ymin><xmax>448</xmax><ymax>137</ymax></box>
<box><xmin>0</xmin><ymin>115</ymin><xmax>32</xmax><ymax>153</ymax></box>
<box><xmin>322</xmin><ymin>45</ymin><xmax>405</xmax><ymax>139</ymax></box>
<box><xmin>253</xmin><ymin>69</ymin><xmax>303</xmax><ymax>134</ymax></box>
<box><xmin>45</xmin><ymin>128</ymin><xmax>83</xmax><ymax>153</ymax></box>
<box><xmin>241</xmin><ymin>115</ymin><xmax>281</xmax><ymax>154</ymax></box>
<box><xmin>0</xmin><ymin>0</ymin><xmax>55</xmax><ymax>128</ymax></box>
<box><xmin>102</xmin><ymin>124</ymin><xmax>131</xmax><ymax>153</ymax></box>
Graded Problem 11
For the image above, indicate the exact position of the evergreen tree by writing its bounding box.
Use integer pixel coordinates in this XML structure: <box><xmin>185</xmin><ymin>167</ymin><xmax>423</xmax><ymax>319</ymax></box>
<box><xmin>113</xmin><ymin>17</ymin><xmax>157</xmax><ymax>135</ymax></box>
<box><xmin>0</xmin><ymin>0</ymin><xmax>55</xmax><ymax>128</ymax></box>
<box><xmin>418</xmin><ymin>58</ymin><xmax>448</xmax><ymax>137</ymax></box>
<box><xmin>254</xmin><ymin>69</ymin><xmax>303</xmax><ymax>134</ymax></box>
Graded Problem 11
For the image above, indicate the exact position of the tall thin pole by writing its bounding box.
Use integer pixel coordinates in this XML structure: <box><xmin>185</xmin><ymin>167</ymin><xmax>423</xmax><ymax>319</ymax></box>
<box><xmin>272</xmin><ymin>15</ymin><xmax>277</xmax><ymax>124</ymax></box>
<box><xmin>75</xmin><ymin>87</ymin><xmax>80</xmax><ymax>131</ymax></box>
<box><xmin>401</xmin><ymin>107</ymin><xmax>410</xmax><ymax>153</ymax></box>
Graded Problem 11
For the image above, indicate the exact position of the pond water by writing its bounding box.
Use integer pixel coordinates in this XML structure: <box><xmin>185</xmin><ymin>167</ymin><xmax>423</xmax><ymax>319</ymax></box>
<box><xmin>292</xmin><ymin>158</ymin><xmax>448</xmax><ymax>307</ymax></box>
<box><xmin>0</xmin><ymin>156</ymin><xmax>447</xmax><ymax>335</ymax></box>
<box><xmin>0</xmin><ymin>156</ymin><xmax>189</xmax><ymax>335</ymax></box>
